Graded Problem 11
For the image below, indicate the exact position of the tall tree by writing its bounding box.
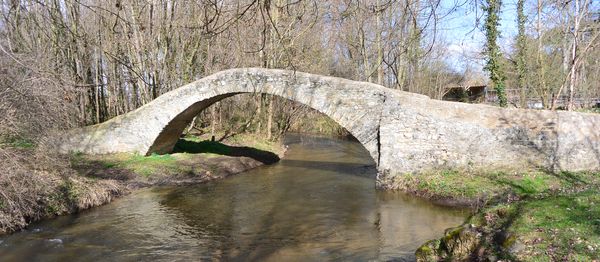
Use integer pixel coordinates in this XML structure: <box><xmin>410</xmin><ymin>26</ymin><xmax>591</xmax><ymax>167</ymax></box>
<box><xmin>550</xmin><ymin>0</ymin><xmax>598</xmax><ymax>110</ymax></box>
<box><xmin>483</xmin><ymin>0</ymin><xmax>507</xmax><ymax>107</ymax></box>
<box><xmin>535</xmin><ymin>0</ymin><xmax>548</xmax><ymax>108</ymax></box>
<box><xmin>515</xmin><ymin>0</ymin><xmax>527</xmax><ymax>108</ymax></box>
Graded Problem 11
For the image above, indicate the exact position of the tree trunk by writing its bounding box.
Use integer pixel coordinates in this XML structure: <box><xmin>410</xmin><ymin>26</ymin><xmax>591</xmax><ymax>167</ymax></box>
<box><xmin>376</xmin><ymin>0</ymin><xmax>384</xmax><ymax>85</ymax></box>
<box><xmin>267</xmin><ymin>96</ymin><xmax>273</xmax><ymax>140</ymax></box>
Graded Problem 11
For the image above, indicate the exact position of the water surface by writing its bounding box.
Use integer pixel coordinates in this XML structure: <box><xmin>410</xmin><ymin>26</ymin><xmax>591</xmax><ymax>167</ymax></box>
<box><xmin>0</xmin><ymin>134</ymin><xmax>468</xmax><ymax>261</ymax></box>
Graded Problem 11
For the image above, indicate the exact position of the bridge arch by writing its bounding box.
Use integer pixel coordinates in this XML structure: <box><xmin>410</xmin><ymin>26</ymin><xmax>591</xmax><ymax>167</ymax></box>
<box><xmin>59</xmin><ymin>68</ymin><xmax>388</xmax><ymax>166</ymax></box>
<box><xmin>148</xmin><ymin>91</ymin><xmax>378</xmax><ymax>162</ymax></box>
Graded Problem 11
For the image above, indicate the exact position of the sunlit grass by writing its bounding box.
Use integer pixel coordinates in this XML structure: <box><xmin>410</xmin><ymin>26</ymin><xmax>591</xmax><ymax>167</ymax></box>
<box><xmin>90</xmin><ymin>152</ymin><xmax>185</xmax><ymax>177</ymax></box>
<box><xmin>466</xmin><ymin>190</ymin><xmax>600</xmax><ymax>261</ymax></box>
<box><xmin>414</xmin><ymin>169</ymin><xmax>599</xmax><ymax>260</ymax></box>
<box><xmin>512</xmin><ymin>191</ymin><xmax>599</xmax><ymax>260</ymax></box>
<box><xmin>76</xmin><ymin>133</ymin><xmax>283</xmax><ymax>177</ymax></box>
<box><xmin>181</xmin><ymin>133</ymin><xmax>283</xmax><ymax>155</ymax></box>
<box><xmin>396</xmin><ymin>169</ymin><xmax>599</xmax><ymax>204</ymax></box>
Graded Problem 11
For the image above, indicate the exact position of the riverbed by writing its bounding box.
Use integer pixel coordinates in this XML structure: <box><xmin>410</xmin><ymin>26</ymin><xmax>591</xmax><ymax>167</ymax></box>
<box><xmin>0</xmin><ymin>134</ymin><xmax>468</xmax><ymax>261</ymax></box>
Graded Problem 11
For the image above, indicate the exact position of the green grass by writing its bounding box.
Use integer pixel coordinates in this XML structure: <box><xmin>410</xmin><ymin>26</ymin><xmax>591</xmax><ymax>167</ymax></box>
<box><xmin>94</xmin><ymin>152</ymin><xmax>183</xmax><ymax>177</ymax></box>
<box><xmin>415</xmin><ymin>170</ymin><xmax>600</xmax><ymax>260</ymax></box>
<box><xmin>0</xmin><ymin>136</ymin><xmax>35</xmax><ymax>149</ymax></box>
<box><xmin>426</xmin><ymin>170</ymin><xmax>502</xmax><ymax>198</ymax></box>
<box><xmin>396</xmin><ymin>170</ymin><xmax>599</xmax><ymax>204</ymax></box>
<box><xmin>79</xmin><ymin>133</ymin><xmax>282</xmax><ymax>178</ymax></box>
<box><xmin>71</xmin><ymin>135</ymin><xmax>278</xmax><ymax>177</ymax></box>
<box><xmin>576</xmin><ymin>107</ymin><xmax>600</xmax><ymax>114</ymax></box>
<box><xmin>174</xmin><ymin>139</ymin><xmax>232</xmax><ymax>155</ymax></box>
<box><xmin>553</xmin><ymin>170</ymin><xmax>600</xmax><ymax>187</ymax></box>
<box><xmin>399</xmin><ymin>170</ymin><xmax>506</xmax><ymax>200</ymax></box>
<box><xmin>69</xmin><ymin>131</ymin><xmax>283</xmax><ymax>186</ymax></box>
<box><xmin>175</xmin><ymin>134</ymin><xmax>283</xmax><ymax>163</ymax></box>
<box><xmin>495</xmin><ymin>173</ymin><xmax>553</xmax><ymax>196</ymax></box>
<box><xmin>60</xmin><ymin>179</ymin><xmax>80</xmax><ymax>203</ymax></box>
<box><xmin>181</xmin><ymin>133</ymin><xmax>282</xmax><ymax>155</ymax></box>
<box><xmin>121</xmin><ymin>153</ymin><xmax>180</xmax><ymax>177</ymax></box>
<box><xmin>465</xmin><ymin>190</ymin><xmax>600</xmax><ymax>261</ymax></box>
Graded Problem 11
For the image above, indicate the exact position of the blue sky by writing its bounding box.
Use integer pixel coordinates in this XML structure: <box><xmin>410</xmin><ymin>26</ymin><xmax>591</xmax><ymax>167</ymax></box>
<box><xmin>439</xmin><ymin>0</ymin><xmax>519</xmax><ymax>73</ymax></box>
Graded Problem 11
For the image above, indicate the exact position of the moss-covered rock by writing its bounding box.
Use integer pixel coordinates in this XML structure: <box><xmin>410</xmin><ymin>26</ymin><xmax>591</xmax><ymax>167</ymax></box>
<box><xmin>416</xmin><ymin>224</ymin><xmax>483</xmax><ymax>261</ymax></box>
<box><xmin>415</xmin><ymin>239</ymin><xmax>443</xmax><ymax>261</ymax></box>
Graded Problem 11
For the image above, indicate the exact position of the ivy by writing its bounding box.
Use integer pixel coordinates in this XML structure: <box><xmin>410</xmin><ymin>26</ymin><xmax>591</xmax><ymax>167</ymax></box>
<box><xmin>483</xmin><ymin>0</ymin><xmax>508</xmax><ymax>107</ymax></box>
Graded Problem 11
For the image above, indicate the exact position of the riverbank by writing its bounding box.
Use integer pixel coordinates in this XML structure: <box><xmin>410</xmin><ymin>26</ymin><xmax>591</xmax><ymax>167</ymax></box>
<box><xmin>387</xmin><ymin>169</ymin><xmax>600</xmax><ymax>261</ymax></box>
<box><xmin>0</xmin><ymin>133</ymin><xmax>284</xmax><ymax>236</ymax></box>
<box><xmin>4</xmin><ymin>133</ymin><xmax>598</xmax><ymax>260</ymax></box>
<box><xmin>0</xmin><ymin>134</ymin><xmax>468</xmax><ymax>261</ymax></box>
<box><xmin>73</xmin><ymin>133</ymin><xmax>283</xmax><ymax>188</ymax></box>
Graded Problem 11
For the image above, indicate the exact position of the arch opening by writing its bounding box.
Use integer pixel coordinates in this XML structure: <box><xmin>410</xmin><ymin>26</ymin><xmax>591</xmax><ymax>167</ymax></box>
<box><xmin>146</xmin><ymin>92</ymin><xmax>379</xmax><ymax>167</ymax></box>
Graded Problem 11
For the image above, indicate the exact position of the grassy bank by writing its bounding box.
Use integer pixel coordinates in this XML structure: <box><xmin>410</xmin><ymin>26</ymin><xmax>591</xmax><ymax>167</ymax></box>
<box><xmin>401</xmin><ymin>169</ymin><xmax>600</xmax><ymax>261</ymax></box>
<box><xmin>382</xmin><ymin>169</ymin><xmax>599</xmax><ymax>208</ymax></box>
<box><xmin>0</xmin><ymin>133</ymin><xmax>283</xmax><ymax>235</ymax></box>
<box><xmin>74</xmin><ymin>133</ymin><xmax>282</xmax><ymax>186</ymax></box>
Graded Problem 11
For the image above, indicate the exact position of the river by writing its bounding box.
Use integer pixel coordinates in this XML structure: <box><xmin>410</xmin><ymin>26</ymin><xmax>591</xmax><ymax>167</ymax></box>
<box><xmin>0</xmin><ymin>134</ymin><xmax>468</xmax><ymax>261</ymax></box>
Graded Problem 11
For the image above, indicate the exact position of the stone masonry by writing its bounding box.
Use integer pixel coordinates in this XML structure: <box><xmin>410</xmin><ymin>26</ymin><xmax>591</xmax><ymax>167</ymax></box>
<box><xmin>55</xmin><ymin>68</ymin><xmax>600</xmax><ymax>184</ymax></box>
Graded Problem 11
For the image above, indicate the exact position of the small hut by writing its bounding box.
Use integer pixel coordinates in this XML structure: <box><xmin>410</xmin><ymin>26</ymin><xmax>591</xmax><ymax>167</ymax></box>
<box><xmin>442</xmin><ymin>85</ymin><xmax>487</xmax><ymax>103</ymax></box>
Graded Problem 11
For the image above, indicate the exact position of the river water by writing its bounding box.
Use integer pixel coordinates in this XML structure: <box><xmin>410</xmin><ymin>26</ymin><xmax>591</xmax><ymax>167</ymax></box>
<box><xmin>0</xmin><ymin>134</ymin><xmax>468</xmax><ymax>261</ymax></box>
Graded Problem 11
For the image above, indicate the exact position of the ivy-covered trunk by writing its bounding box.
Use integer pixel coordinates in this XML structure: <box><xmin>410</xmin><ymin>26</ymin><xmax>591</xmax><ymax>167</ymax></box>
<box><xmin>483</xmin><ymin>0</ymin><xmax>507</xmax><ymax>107</ymax></box>
<box><xmin>516</xmin><ymin>0</ymin><xmax>527</xmax><ymax>108</ymax></box>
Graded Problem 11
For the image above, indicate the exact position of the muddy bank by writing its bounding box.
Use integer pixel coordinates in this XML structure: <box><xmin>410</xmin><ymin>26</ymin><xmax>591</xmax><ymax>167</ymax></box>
<box><xmin>0</xmin><ymin>134</ymin><xmax>284</xmax><ymax>236</ymax></box>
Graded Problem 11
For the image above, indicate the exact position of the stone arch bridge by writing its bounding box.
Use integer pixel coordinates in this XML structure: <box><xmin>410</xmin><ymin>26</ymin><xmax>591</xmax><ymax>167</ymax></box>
<box><xmin>57</xmin><ymin>68</ymin><xmax>600</xmax><ymax>182</ymax></box>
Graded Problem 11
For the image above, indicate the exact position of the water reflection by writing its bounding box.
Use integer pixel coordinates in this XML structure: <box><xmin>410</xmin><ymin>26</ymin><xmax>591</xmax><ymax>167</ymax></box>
<box><xmin>0</xmin><ymin>134</ymin><xmax>468</xmax><ymax>261</ymax></box>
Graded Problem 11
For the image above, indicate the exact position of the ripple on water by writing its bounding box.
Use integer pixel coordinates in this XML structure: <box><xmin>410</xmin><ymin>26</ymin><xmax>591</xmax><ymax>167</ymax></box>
<box><xmin>0</xmin><ymin>134</ymin><xmax>469</xmax><ymax>261</ymax></box>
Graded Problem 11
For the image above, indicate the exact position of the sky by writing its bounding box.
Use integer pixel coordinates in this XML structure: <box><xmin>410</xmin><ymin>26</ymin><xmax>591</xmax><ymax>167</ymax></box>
<box><xmin>439</xmin><ymin>0</ymin><xmax>520</xmax><ymax>73</ymax></box>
